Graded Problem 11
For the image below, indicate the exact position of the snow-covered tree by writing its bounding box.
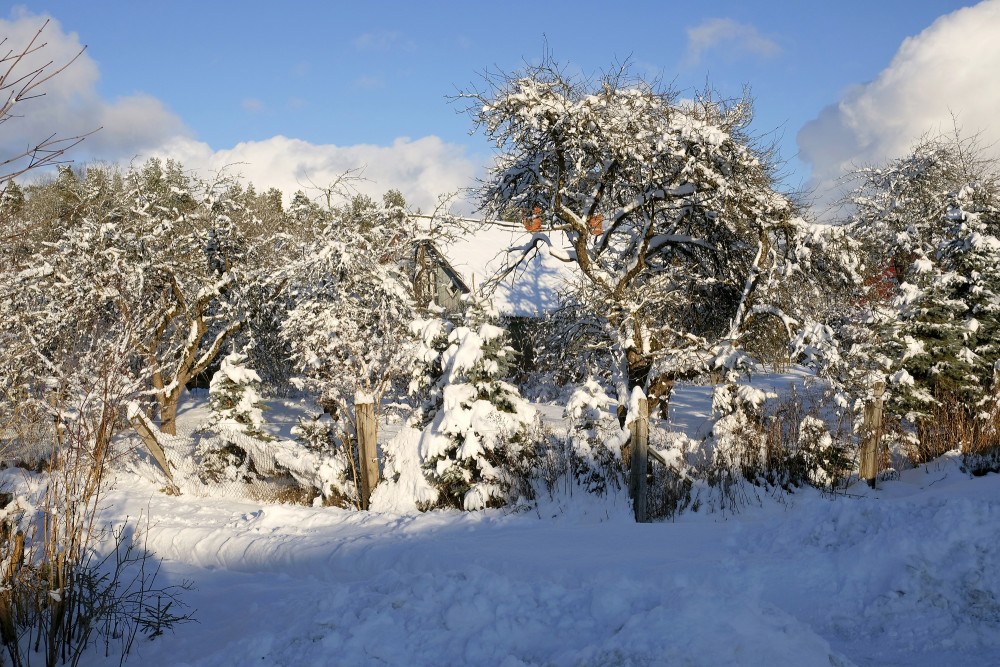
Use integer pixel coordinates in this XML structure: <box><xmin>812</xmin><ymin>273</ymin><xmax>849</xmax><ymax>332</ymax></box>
<box><xmin>280</xmin><ymin>188</ymin><xmax>418</xmax><ymax>494</ymax></box>
<box><xmin>1</xmin><ymin>160</ymin><xmax>279</xmax><ymax>447</ymax></box>
<box><xmin>207</xmin><ymin>352</ymin><xmax>270</xmax><ymax>438</ymax></box>
<box><xmin>226</xmin><ymin>184</ymin><xmax>299</xmax><ymax>390</ymax></box>
<box><xmin>0</xmin><ymin>166</ymin><xmax>146</xmax><ymax>442</ymax></box>
<box><xmin>795</xmin><ymin>415</ymin><xmax>850</xmax><ymax>488</ymax></box>
<box><xmin>845</xmin><ymin>131</ymin><xmax>1000</xmax><ymax>431</ymax></box>
<box><xmin>562</xmin><ymin>378</ymin><xmax>627</xmax><ymax>496</ymax></box>
<box><xmin>122</xmin><ymin>160</ymin><xmax>269</xmax><ymax>434</ymax></box>
<box><xmin>706</xmin><ymin>384</ymin><xmax>775</xmax><ymax>483</ymax></box>
<box><xmin>461</xmin><ymin>60</ymin><xmax>814</xmax><ymax>409</ymax></box>
<box><xmin>408</xmin><ymin>314</ymin><xmax>455</xmax><ymax>425</ymax></box>
<box><xmin>415</xmin><ymin>319</ymin><xmax>539</xmax><ymax>510</ymax></box>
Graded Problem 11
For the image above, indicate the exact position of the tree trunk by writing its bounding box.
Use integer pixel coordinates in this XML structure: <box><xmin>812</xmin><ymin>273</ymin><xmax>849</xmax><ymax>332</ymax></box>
<box><xmin>626</xmin><ymin>348</ymin><xmax>653</xmax><ymax>395</ymax></box>
<box><xmin>159</xmin><ymin>393</ymin><xmax>180</xmax><ymax>436</ymax></box>
<box><xmin>647</xmin><ymin>374</ymin><xmax>675</xmax><ymax>421</ymax></box>
<box><xmin>129</xmin><ymin>411</ymin><xmax>180</xmax><ymax>494</ymax></box>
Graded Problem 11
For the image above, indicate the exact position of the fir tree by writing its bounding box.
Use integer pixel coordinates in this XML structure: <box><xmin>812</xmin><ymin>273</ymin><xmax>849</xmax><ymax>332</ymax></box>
<box><xmin>848</xmin><ymin>133</ymin><xmax>1000</xmax><ymax>428</ymax></box>
<box><xmin>207</xmin><ymin>352</ymin><xmax>270</xmax><ymax>439</ymax></box>
<box><xmin>417</xmin><ymin>318</ymin><xmax>539</xmax><ymax>510</ymax></box>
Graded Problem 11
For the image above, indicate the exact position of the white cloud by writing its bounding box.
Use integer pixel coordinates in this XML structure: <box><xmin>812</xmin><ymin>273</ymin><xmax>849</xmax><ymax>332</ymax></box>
<box><xmin>242</xmin><ymin>98</ymin><xmax>264</xmax><ymax>113</ymax></box>
<box><xmin>353</xmin><ymin>30</ymin><xmax>404</xmax><ymax>51</ymax></box>
<box><xmin>151</xmin><ymin>135</ymin><xmax>481</xmax><ymax>214</ymax></box>
<box><xmin>2</xmin><ymin>10</ymin><xmax>479</xmax><ymax>213</ymax></box>
<box><xmin>798</xmin><ymin>0</ymin><xmax>1000</xmax><ymax>210</ymax></box>
<box><xmin>684</xmin><ymin>18</ymin><xmax>780</xmax><ymax>66</ymax></box>
<box><xmin>0</xmin><ymin>10</ymin><xmax>190</xmax><ymax>171</ymax></box>
<box><xmin>354</xmin><ymin>74</ymin><xmax>386</xmax><ymax>90</ymax></box>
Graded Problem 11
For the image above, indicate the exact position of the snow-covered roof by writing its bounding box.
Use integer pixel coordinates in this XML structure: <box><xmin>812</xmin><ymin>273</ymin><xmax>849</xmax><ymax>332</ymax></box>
<box><xmin>438</xmin><ymin>225</ymin><xmax>576</xmax><ymax>317</ymax></box>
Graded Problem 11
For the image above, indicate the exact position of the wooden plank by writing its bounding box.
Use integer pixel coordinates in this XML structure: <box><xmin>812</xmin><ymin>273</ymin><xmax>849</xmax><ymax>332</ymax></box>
<box><xmin>859</xmin><ymin>381</ymin><xmax>885</xmax><ymax>488</ymax></box>
<box><xmin>355</xmin><ymin>399</ymin><xmax>379</xmax><ymax>510</ymax></box>
<box><xmin>648</xmin><ymin>446</ymin><xmax>668</xmax><ymax>467</ymax></box>
<box><xmin>629</xmin><ymin>398</ymin><xmax>649</xmax><ymax>523</ymax></box>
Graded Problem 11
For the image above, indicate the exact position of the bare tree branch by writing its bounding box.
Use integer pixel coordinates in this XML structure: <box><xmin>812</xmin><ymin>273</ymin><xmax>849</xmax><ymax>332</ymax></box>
<box><xmin>0</xmin><ymin>19</ymin><xmax>97</xmax><ymax>185</ymax></box>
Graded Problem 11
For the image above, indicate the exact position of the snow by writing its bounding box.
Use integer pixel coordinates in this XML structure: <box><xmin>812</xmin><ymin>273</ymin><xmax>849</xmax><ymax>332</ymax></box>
<box><xmin>214</xmin><ymin>352</ymin><xmax>262</xmax><ymax>387</ymax></box>
<box><xmin>371</xmin><ymin>426</ymin><xmax>438</xmax><ymax>512</ymax></box>
<box><xmin>440</xmin><ymin>226</ymin><xmax>575</xmax><ymax>317</ymax></box>
<box><xmin>17</xmin><ymin>384</ymin><xmax>994</xmax><ymax>667</ymax></box>
<box><xmin>890</xmin><ymin>368</ymin><xmax>916</xmax><ymax>387</ymax></box>
<box><xmin>69</xmin><ymin>451</ymin><xmax>1000</xmax><ymax>667</ymax></box>
<box><xmin>623</xmin><ymin>385</ymin><xmax>647</xmax><ymax>426</ymax></box>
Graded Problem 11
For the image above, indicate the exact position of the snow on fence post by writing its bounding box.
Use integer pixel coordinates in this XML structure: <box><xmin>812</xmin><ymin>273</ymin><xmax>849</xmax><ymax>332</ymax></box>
<box><xmin>860</xmin><ymin>381</ymin><xmax>885</xmax><ymax>489</ymax></box>
<box><xmin>629</xmin><ymin>394</ymin><xmax>649</xmax><ymax>523</ymax></box>
<box><xmin>355</xmin><ymin>393</ymin><xmax>379</xmax><ymax>510</ymax></box>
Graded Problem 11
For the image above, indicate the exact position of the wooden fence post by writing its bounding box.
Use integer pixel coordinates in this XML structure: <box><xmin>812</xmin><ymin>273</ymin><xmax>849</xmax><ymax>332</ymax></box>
<box><xmin>860</xmin><ymin>381</ymin><xmax>885</xmax><ymax>489</ymax></box>
<box><xmin>355</xmin><ymin>397</ymin><xmax>379</xmax><ymax>510</ymax></box>
<box><xmin>629</xmin><ymin>397</ymin><xmax>649</xmax><ymax>523</ymax></box>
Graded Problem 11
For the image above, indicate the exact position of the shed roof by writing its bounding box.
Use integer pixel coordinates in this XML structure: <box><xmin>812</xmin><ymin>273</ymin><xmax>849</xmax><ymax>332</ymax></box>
<box><xmin>437</xmin><ymin>226</ymin><xmax>576</xmax><ymax>317</ymax></box>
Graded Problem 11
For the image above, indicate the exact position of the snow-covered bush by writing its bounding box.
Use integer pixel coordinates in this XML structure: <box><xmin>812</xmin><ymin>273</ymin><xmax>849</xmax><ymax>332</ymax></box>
<box><xmin>0</xmin><ymin>341</ymin><xmax>190</xmax><ymax>665</ymax></box>
<box><xmin>685</xmin><ymin>382</ymin><xmax>837</xmax><ymax>514</ymax></box>
<box><xmin>0</xmin><ymin>492</ymin><xmax>191</xmax><ymax>667</ymax></box>
<box><xmin>416</xmin><ymin>321</ymin><xmax>540</xmax><ymax>510</ymax></box>
<box><xmin>520</xmin><ymin>301</ymin><xmax>619</xmax><ymax>399</ymax></box>
<box><xmin>195</xmin><ymin>439</ymin><xmax>252</xmax><ymax>486</ymax></box>
<box><xmin>963</xmin><ymin>441</ymin><xmax>1000</xmax><ymax>477</ymax></box>
<box><xmin>556</xmin><ymin>379</ymin><xmax>627</xmax><ymax>497</ymax></box>
<box><xmin>285</xmin><ymin>413</ymin><xmax>359</xmax><ymax>506</ymax></box>
<box><xmin>707</xmin><ymin>383</ymin><xmax>855</xmax><ymax>500</ymax></box>
<box><xmin>291</xmin><ymin>413</ymin><xmax>337</xmax><ymax>454</ymax></box>
<box><xmin>795</xmin><ymin>415</ymin><xmax>852</xmax><ymax>488</ymax></box>
<box><xmin>757</xmin><ymin>383</ymin><xmax>854</xmax><ymax>491</ymax></box>
<box><xmin>646</xmin><ymin>430</ymin><xmax>699</xmax><ymax>521</ymax></box>
<box><xmin>370</xmin><ymin>426</ymin><xmax>437</xmax><ymax>513</ymax></box>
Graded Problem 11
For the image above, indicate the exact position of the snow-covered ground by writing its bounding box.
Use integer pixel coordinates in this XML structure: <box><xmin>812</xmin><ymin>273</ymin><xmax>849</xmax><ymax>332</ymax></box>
<box><xmin>3</xmin><ymin>378</ymin><xmax>994</xmax><ymax>667</ymax></box>
<box><xmin>85</xmin><ymin>455</ymin><xmax>1000</xmax><ymax>667</ymax></box>
<box><xmin>50</xmin><ymin>380</ymin><xmax>997</xmax><ymax>667</ymax></box>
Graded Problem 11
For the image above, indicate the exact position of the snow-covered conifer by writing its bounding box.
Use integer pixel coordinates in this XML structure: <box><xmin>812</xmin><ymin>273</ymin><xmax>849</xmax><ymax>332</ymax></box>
<box><xmin>562</xmin><ymin>379</ymin><xmax>627</xmax><ymax>496</ymax></box>
<box><xmin>418</xmin><ymin>320</ymin><xmax>539</xmax><ymax>510</ymax></box>
<box><xmin>845</xmin><ymin>131</ymin><xmax>1000</xmax><ymax>435</ymax></box>
<box><xmin>207</xmin><ymin>352</ymin><xmax>270</xmax><ymax>438</ymax></box>
<box><xmin>407</xmin><ymin>314</ymin><xmax>455</xmax><ymax>426</ymax></box>
<box><xmin>795</xmin><ymin>415</ymin><xmax>849</xmax><ymax>488</ymax></box>
<box><xmin>707</xmin><ymin>384</ymin><xmax>775</xmax><ymax>483</ymax></box>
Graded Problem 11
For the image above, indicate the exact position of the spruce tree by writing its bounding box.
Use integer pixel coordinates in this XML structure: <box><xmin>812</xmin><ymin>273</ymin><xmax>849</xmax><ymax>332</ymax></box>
<box><xmin>847</xmin><ymin>132</ymin><xmax>1000</xmax><ymax>432</ymax></box>
<box><xmin>416</xmin><ymin>312</ymin><xmax>539</xmax><ymax>510</ymax></box>
<box><xmin>207</xmin><ymin>352</ymin><xmax>270</xmax><ymax>439</ymax></box>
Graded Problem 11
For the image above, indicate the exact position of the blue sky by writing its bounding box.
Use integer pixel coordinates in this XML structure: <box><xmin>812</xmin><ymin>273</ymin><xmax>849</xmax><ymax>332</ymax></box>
<box><xmin>3</xmin><ymin>1</ymin><xmax>996</xmax><ymax>212</ymax></box>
